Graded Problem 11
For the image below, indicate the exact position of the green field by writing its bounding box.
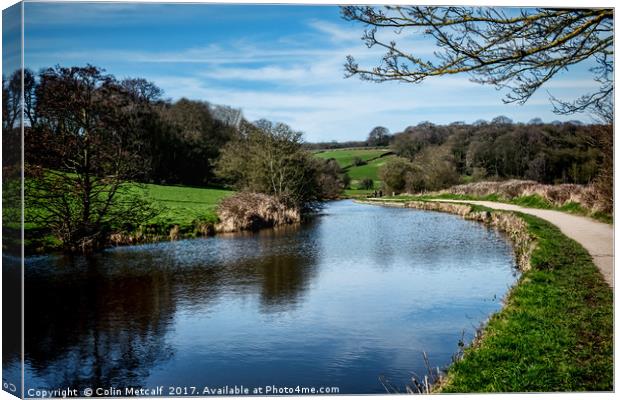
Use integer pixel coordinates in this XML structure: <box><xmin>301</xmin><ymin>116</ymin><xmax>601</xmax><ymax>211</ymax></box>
<box><xmin>347</xmin><ymin>157</ymin><xmax>392</xmax><ymax>181</ymax></box>
<box><xmin>314</xmin><ymin>148</ymin><xmax>392</xmax><ymax>169</ymax></box>
<box><xmin>143</xmin><ymin>183</ymin><xmax>233</xmax><ymax>228</ymax></box>
<box><xmin>22</xmin><ymin>182</ymin><xmax>234</xmax><ymax>253</ymax></box>
<box><xmin>314</xmin><ymin>147</ymin><xmax>397</xmax><ymax>192</ymax></box>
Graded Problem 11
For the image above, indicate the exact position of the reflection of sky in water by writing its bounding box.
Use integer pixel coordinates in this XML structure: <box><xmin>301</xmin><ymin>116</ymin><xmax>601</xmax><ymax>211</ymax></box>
<box><xmin>21</xmin><ymin>200</ymin><xmax>517</xmax><ymax>395</ymax></box>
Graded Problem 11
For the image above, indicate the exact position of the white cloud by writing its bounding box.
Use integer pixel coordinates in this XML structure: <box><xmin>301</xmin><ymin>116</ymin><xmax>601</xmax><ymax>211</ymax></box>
<box><xmin>201</xmin><ymin>65</ymin><xmax>322</xmax><ymax>83</ymax></box>
<box><xmin>307</xmin><ymin>20</ymin><xmax>363</xmax><ymax>43</ymax></box>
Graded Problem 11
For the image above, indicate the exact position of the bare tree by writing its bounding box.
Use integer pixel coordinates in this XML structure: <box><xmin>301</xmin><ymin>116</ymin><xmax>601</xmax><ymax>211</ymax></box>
<box><xmin>121</xmin><ymin>77</ymin><xmax>163</xmax><ymax>104</ymax></box>
<box><xmin>26</xmin><ymin>66</ymin><xmax>158</xmax><ymax>252</ymax></box>
<box><xmin>2</xmin><ymin>70</ymin><xmax>21</xmax><ymax>129</ymax></box>
<box><xmin>342</xmin><ymin>6</ymin><xmax>613</xmax><ymax>119</ymax></box>
<box><xmin>216</xmin><ymin>120</ymin><xmax>336</xmax><ymax>211</ymax></box>
<box><xmin>367</xmin><ymin>126</ymin><xmax>391</xmax><ymax>146</ymax></box>
<box><xmin>2</xmin><ymin>69</ymin><xmax>38</xmax><ymax>128</ymax></box>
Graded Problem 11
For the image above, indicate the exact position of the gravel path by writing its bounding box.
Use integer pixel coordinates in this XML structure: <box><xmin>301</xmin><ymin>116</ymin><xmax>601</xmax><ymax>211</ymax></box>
<box><xmin>430</xmin><ymin>199</ymin><xmax>614</xmax><ymax>287</ymax></box>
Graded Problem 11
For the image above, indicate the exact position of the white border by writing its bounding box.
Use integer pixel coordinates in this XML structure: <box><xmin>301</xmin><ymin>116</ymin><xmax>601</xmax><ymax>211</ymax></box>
<box><xmin>0</xmin><ymin>1</ymin><xmax>616</xmax><ymax>400</ymax></box>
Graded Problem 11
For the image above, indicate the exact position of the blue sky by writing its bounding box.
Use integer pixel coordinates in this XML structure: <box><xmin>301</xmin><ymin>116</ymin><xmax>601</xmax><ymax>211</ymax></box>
<box><xmin>20</xmin><ymin>2</ymin><xmax>603</xmax><ymax>142</ymax></box>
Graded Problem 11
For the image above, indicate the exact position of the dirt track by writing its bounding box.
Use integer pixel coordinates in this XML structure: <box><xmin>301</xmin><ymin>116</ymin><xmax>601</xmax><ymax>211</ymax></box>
<box><xmin>430</xmin><ymin>199</ymin><xmax>614</xmax><ymax>287</ymax></box>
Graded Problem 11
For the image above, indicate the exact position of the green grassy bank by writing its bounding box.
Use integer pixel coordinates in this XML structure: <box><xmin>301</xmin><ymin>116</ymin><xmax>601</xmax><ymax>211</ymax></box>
<box><xmin>442</xmin><ymin>212</ymin><xmax>612</xmax><ymax>392</ymax></box>
<box><xmin>22</xmin><ymin>183</ymin><xmax>233</xmax><ymax>253</ymax></box>
<box><xmin>364</xmin><ymin>198</ymin><xmax>613</xmax><ymax>392</ymax></box>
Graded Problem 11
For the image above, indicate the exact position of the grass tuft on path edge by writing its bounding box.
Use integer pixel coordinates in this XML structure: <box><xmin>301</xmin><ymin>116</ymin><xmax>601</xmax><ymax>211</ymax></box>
<box><xmin>439</xmin><ymin>213</ymin><xmax>612</xmax><ymax>392</ymax></box>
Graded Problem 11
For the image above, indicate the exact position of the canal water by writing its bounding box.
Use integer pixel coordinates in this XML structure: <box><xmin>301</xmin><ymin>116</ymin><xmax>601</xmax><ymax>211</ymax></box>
<box><xmin>18</xmin><ymin>200</ymin><xmax>517</xmax><ymax>395</ymax></box>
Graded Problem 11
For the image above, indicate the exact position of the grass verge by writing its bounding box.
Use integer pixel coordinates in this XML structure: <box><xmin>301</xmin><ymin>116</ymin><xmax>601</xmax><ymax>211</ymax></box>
<box><xmin>440</xmin><ymin>212</ymin><xmax>613</xmax><ymax>392</ymax></box>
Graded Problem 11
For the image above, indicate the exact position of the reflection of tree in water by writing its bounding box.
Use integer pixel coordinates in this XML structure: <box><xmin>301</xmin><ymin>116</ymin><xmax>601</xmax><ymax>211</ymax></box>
<box><xmin>216</xmin><ymin>223</ymin><xmax>320</xmax><ymax>312</ymax></box>
<box><xmin>169</xmin><ymin>253</ymin><xmax>318</xmax><ymax>314</ymax></box>
<box><xmin>25</xmin><ymin>256</ymin><xmax>176</xmax><ymax>389</ymax></box>
<box><xmin>25</xmin><ymin>227</ymin><xmax>320</xmax><ymax>388</ymax></box>
<box><xmin>212</xmin><ymin>251</ymin><xmax>318</xmax><ymax>313</ymax></box>
<box><xmin>255</xmin><ymin>254</ymin><xmax>317</xmax><ymax>311</ymax></box>
<box><xmin>3</xmin><ymin>256</ymin><xmax>22</xmax><ymax>375</ymax></box>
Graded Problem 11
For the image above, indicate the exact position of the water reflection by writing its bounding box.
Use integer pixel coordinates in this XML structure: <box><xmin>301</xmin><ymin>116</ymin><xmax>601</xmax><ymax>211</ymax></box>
<box><xmin>25</xmin><ymin>257</ymin><xmax>176</xmax><ymax>389</ymax></box>
<box><xmin>22</xmin><ymin>200</ymin><xmax>516</xmax><ymax>394</ymax></box>
<box><xmin>2</xmin><ymin>256</ymin><xmax>22</xmax><ymax>396</ymax></box>
<box><xmin>25</xmin><ymin>225</ymin><xmax>320</xmax><ymax>390</ymax></box>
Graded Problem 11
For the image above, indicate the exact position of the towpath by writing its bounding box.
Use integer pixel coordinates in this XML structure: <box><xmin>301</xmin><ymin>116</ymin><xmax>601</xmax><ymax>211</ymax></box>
<box><xmin>429</xmin><ymin>199</ymin><xmax>614</xmax><ymax>287</ymax></box>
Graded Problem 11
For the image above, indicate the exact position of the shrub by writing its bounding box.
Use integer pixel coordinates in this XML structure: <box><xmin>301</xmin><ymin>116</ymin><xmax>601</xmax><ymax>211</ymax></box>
<box><xmin>379</xmin><ymin>146</ymin><xmax>460</xmax><ymax>194</ymax></box>
<box><xmin>359</xmin><ymin>178</ymin><xmax>374</xmax><ymax>190</ymax></box>
<box><xmin>216</xmin><ymin>120</ymin><xmax>324</xmax><ymax>211</ymax></box>
<box><xmin>379</xmin><ymin>158</ymin><xmax>418</xmax><ymax>194</ymax></box>
<box><xmin>352</xmin><ymin>156</ymin><xmax>367</xmax><ymax>166</ymax></box>
<box><xmin>471</xmin><ymin>167</ymin><xmax>488</xmax><ymax>181</ymax></box>
<box><xmin>316</xmin><ymin>158</ymin><xmax>349</xmax><ymax>198</ymax></box>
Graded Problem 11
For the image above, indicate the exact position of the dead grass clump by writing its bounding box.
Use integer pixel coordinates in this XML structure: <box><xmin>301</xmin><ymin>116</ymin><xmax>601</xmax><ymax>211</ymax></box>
<box><xmin>443</xmin><ymin>180</ymin><xmax>538</xmax><ymax>198</ymax></box>
<box><xmin>489</xmin><ymin>212</ymin><xmax>535</xmax><ymax>271</ymax></box>
<box><xmin>195</xmin><ymin>222</ymin><xmax>215</xmax><ymax>236</ymax></box>
<box><xmin>108</xmin><ymin>229</ymin><xmax>148</xmax><ymax>246</ymax></box>
<box><xmin>216</xmin><ymin>192</ymin><xmax>301</xmax><ymax>233</ymax></box>
<box><xmin>169</xmin><ymin>225</ymin><xmax>180</xmax><ymax>241</ymax></box>
<box><xmin>405</xmin><ymin>201</ymin><xmax>472</xmax><ymax>218</ymax></box>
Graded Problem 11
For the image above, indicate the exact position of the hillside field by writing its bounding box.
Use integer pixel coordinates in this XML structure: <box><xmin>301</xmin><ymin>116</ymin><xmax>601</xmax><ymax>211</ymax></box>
<box><xmin>314</xmin><ymin>148</ymin><xmax>392</xmax><ymax>168</ymax></box>
<box><xmin>314</xmin><ymin>147</ymin><xmax>396</xmax><ymax>192</ymax></box>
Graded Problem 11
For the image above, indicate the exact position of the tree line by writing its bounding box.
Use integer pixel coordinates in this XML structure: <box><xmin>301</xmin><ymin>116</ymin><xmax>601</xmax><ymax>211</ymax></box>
<box><xmin>302</xmin><ymin>116</ymin><xmax>609</xmax><ymax>197</ymax></box>
<box><xmin>305</xmin><ymin>126</ymin><xmax>393</xmax><ymax>150</ymax></box>
<box><xmin>3</xmin><ymin>65</ymin><xmax>346</xmax><ymax>252</ymax></box>
<box><xmin>5</xmin><ymin>66</ymin><xmax>239</xmax><ymax>186</ymax></box>
<box><xmin>379</xmin><ymin>118</ymin><xmax>611</xmax><ymax>195</ymax></box>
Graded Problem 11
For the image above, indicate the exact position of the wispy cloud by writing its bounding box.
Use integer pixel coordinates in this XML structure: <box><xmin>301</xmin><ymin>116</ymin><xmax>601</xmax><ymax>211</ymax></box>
<box><xmin>28</xmin><ymin>45</ymin><xmax>350</xmax><ymax>66</ymax></box>
<box><xmin>24</xmin><ymin>2</ymin><xmax>151</xmax><ymax>26</ymax></box>
<box><xmin>308</xmin><ymin>19</ymin><xmax>362</xmax><ymax>43</ymax></box>
<box><xmin>147</xmin><ymin>69</ymin><xmax>563</xmax><ymax>142</ymax></box>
